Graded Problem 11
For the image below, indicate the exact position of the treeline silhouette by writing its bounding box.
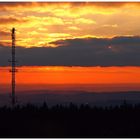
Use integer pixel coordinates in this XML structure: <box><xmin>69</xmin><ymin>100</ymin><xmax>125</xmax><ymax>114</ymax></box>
<box><xmin>1</xmin><ymin>102</ymin><xmax>140</xmax><ymax>138</ymax></box>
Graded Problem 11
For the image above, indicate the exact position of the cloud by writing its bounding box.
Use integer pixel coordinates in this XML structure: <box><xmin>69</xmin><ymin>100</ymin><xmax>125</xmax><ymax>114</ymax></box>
<box><xmin>68</xmin><ymin>26</ymin><xmax>81</xmax><ymax>31</ymax></box>
<box><xmin>0</xmin><ymin>17</ymin><xmax>28</xmax><ymax>25</ymax></box>
<box><xmin>0</xmin><ymin>31</ymin><xmax>9</xmax><ymax>36</ymax></box>
<box><xmin>0</xmin><ymin>2</ymin><xmax>136</xmax><ymax>9</ymax></box>
<box><xmin>0</xmin><ymin>2</ymin><xmax>135</xmax><ymax>17</ymax></box>
<box><xmin>75</xmin><ymin>18</ymin><xmax>96</xmax><ymax>24</ymax></box>
<box><xmin>1</xmin><ymin>2</ymin><xmax>140</xmax><ymax>48</ymax></box>
<box><xmin>27</xmin><ymin>16</ymin><xmax>64</xmax><ymax>26</ymax></box>
<box><xmin>103</xmin><ymin>24</ymin><xmax>118</xmax><ymax>28</ymax></box>
<box><xmin>0</xmin><ymin>36</ymin><xmax>140</xmax><ymax>66</ymax></box>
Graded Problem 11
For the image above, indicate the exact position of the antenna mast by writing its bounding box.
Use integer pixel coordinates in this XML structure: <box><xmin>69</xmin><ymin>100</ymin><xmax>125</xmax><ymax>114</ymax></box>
<box><xmin>10</xmin><ymin>28</ymin><xmax>17</xmax><ymax>107</ymax></box>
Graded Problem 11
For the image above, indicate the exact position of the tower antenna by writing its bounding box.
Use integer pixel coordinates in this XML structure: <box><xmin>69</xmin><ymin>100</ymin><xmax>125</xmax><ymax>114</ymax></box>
<box><xmin>10</xmin><ymin>28</ymin><xmax>17</xmax><ymax>107</ymax></box>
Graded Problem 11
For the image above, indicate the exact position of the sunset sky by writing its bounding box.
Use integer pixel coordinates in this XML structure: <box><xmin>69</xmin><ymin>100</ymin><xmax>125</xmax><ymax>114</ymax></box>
<box><xmin>1</xmin><ymin>66</ymin><xmax>140</xmax><ymax>93</ymax></box>
<box><xmin>0</xmin><ymin>2</ymin><xmax>140</xmax><ymax>94</ymax></box>
<box><xmin>1</xmin><ymin>2</ymin><xmax>140</xmax><ymax>47</ymax></box>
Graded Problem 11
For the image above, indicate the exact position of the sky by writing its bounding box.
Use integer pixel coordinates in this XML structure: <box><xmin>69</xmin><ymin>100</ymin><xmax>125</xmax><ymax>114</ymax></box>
<box><xmin>0</xmin><ymin>2</ymin><xmax>140</xmax><ymax>95</ymax></box>
<box><xmin>0</xmin><ymin>2</ymin><xmax>140</xmax><ymax>66</ymax></box>
<box><xmin>1</xmin><ymin>66</ymin><xmax>140</xmax><ymax>93</ymax></box>
<box><xmin>1</xmin><ymin>2</ymin><xmax>140</xmax><ymax>48</ymax></box>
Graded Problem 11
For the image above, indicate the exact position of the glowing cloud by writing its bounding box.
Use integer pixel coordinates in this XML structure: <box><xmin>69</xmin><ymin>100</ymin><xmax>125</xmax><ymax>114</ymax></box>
<box><xmin>1</xmin><ymin>2</ymin><xmax>140</xmax><ymax>47</ymax></box>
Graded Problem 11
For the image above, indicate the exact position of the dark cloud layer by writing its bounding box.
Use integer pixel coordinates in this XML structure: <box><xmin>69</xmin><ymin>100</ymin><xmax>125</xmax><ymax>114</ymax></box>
<box><xmin>0</xmin><ymin>36</ymin><xmax>140</xmax><ymax>66</ymax></box>
<box><xmin>0</xmin><ymin>2</ymin><xmax>139</xmax><ymax>11</ymax></box>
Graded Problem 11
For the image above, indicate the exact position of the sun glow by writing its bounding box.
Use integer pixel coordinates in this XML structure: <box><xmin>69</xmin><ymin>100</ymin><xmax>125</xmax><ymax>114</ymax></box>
<box><xmin>1</xmin><ymin>66</ymin><xmax>140</xmax><ymax>93</ymax></box>
<box><xmin>1</xmin><ymin>66</ymin><xmax>140</xmax><ymax>84</ymax></box>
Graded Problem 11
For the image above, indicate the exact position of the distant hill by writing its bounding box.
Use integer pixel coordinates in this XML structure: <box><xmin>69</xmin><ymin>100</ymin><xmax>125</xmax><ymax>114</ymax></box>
<box><xmin>1</xmin><ymin>90</ymin><xmax>140</xmax><ymax>107</ymax></box>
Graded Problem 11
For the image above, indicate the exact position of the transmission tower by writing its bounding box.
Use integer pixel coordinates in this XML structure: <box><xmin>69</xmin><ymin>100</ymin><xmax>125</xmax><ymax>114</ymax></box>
<box><xmin>9</xmin><ymin>28</ymin><xmax>17</xmax><ymax>107</ymax></box>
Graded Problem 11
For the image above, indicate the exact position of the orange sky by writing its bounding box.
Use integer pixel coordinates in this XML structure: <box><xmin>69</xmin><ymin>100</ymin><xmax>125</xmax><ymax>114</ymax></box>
<box><xmin>1</xmin><ymin>66</ymin><xmax>140</xmax><ymax>84</ymax></box>
<box><xmin>1</xmin><ymin>2</ymin><xmax>140</xmax><ymax>47</ymax></box>
<box><xmin>1</xmin><ymin>66</ymin><xmax>140</xmax><ymax>92</ymax></box>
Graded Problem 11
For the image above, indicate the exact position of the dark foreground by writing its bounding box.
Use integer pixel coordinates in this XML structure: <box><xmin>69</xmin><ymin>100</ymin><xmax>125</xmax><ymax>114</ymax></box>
<box><xmin>1</xmin><ymin>102</ymin><xmax>140</xmax><ymax>138</ymax></box>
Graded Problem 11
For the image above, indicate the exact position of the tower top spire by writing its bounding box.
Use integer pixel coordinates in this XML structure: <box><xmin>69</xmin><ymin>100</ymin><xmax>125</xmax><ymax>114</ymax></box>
<box><xmin>12</xmin><ymin>28</ymin><xmax>15</xmax><ymax>33</ymax></box>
